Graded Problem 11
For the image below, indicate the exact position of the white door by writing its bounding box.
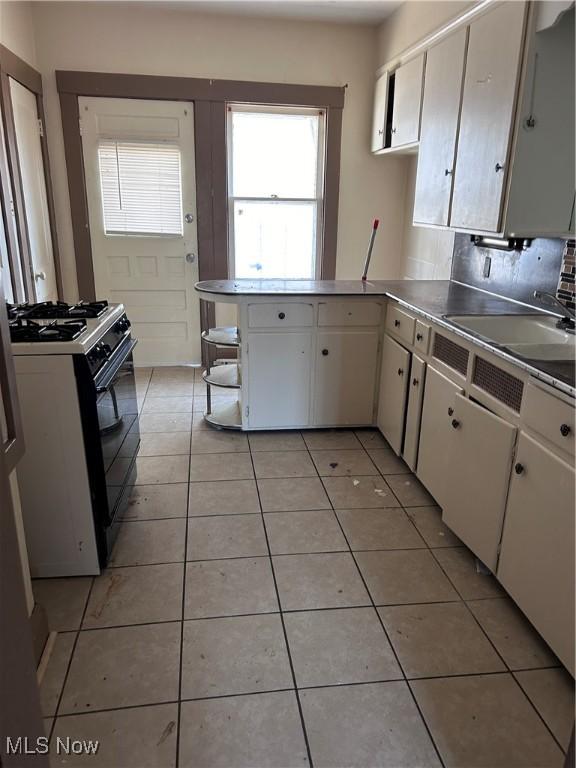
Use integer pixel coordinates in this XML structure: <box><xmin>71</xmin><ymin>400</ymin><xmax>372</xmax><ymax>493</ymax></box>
<box><xmin>413</xmin><ymin>28</ymin><xmax>468</xmax><ymax>226</ymax></box>
<box><xmin>450</xmin><ymin>2</ymin><xmax>527</xmax><ymax>232</ymax></box>
<box><xmin>314</xmin><ymin>330</ymin><xmax>379</xmax><ymax>426</ymax></box>
<box><xmin>497</xmin><ymin>432</ymin><xmax>575</xmax><ymax>674</ymax></box>
<box><xmin>10</xmin><ymin>79</ymin><xmax>57</xmax><ymax>302</ymax></box>
<box><xmin>403</xmin><ymin>355</ymin><xmax>426</xmax><ymax>470</ymax></box>
<box><xmin>80</xmin><ymin>97</ymin><xmax>200</xmax><ymax>366</ymax></box>
<box><xmin>391</xmin><ymin>54</ymin><xmax>424</xmax><ymax>148</ymax></box>
<box><xmin>441</xmin><ymin>393</ymin><xmax>517</xmax><ymax>571</ymax></box>
<box><xmin>377</xmin><ymin>334</ymin><xmax>410</xmax><ymax>454</ymax></box>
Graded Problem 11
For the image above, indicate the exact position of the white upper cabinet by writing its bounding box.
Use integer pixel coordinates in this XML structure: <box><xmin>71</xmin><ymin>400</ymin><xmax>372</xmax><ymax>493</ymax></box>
<box><xmin>413</xmin><ymin>29</ymin><xmax>468</xmax><ymax>226</ymax></box>
<box><xmin>371</xmin><ymin>72</ymin><xmax>389</xmax><ymax>152</ymax></box>
<box><xmin>391</xmin><ymin>54</ymin><xmax>425</xmax><ymax>148</ymax></box>
<box><xmin>449</xmin><ymin>2</ymin><xmax>527</xmax><ymax>232</ymax></box>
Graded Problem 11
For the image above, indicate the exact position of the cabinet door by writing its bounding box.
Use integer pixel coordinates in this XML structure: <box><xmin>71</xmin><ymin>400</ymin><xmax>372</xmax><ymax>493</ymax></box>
<box><xmin>314</xmin><ymin>330</ymin><xmax>379</xmax><ymax>426</ymax></box>
<box><xmin>391</xmin><ymin>55</ymin><xmax>425</xmax><ymax>148</ymax></box>
<box><xmin>371</xmin><ymin>73</ymin><xmax>389</xmax><ymax>152</ymax></box>
<box><xmin>498</xmin><ymin>432</ymin><xmax>575</xmax><ymax>674</ymax></box>
<box><xmin>413</xmin><ymin>29</ymin><xmax>467</xmax><ymax>226</ymax></box>
<box><xmin>417</xmin><ymin>366</ymin><xmax>463</xmax><ymax>508</ymax></box>
<box><xmin>403</xmin><ymin>355</ymin><xmax>426</xmax><ymax>471</ymax></box>
<box><xmin>450</xmin><ymin>2</ymin><xmax>526</xmax><ymax>231</ymax></box>
<box><xmin>247</xmin><ymin>332</ymin><xmax>312</xmax><ymax>428</ymax></box>
<box><xmin>442</xmin><ymin>393</ymin><xmax>517</xmax><ymax>571</ymax></box>
<box><xmin>377</xmin><ymin>335</ymin><xmax>410</xmax><ymax>454</ymax></box>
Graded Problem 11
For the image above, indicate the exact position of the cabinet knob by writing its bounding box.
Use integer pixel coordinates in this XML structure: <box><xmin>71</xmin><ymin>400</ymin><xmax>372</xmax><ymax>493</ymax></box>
<box><xmin>448</xmin><ymin>407</ymin><xmax>454</xmax><ymax>416</ymax></box>
<box><xmin>397</xmin><ymin>368</ymin><xmax>404</xmax><ymax>376</ymax></box>
<box><xmin>392</xmin><ymin>127</ymin><xmax>397</xmax><ymax>134</ymax></box>
<box><xmin>412</xmin><ymin>378</ymin><xmax>419</xmax><ymax>386</ymax></box>
<box><xmin>322</xmin><ymin>349</ymin><xmax>329</xmax><ymax>356</ymax></box>
<box><xmin>416</xmin><ymin>333</ymin><xmax>423</xmax><ymax>341</ymax></box>
<box><xmin>444</xmin><ymin>169</ymin><xmax>453</xmax><ymax>176</ymax></box>
<box><xmin>278</xmin><ymin>312</ymin><xmax>286</xmax><ymax>320</ymax></box>
<box><xmin>495</xmin><ymin>162</ymin><xmax>504</xmax><ymax>173</ymax></box>
<box><xmin>514</xmin><ymin>462</ymin><xmax>524</xmax><ymax>475</ymax></box>
<box><xmin>451</xmin><ymin>419</ymin><xmax>460</xmax><ymax>429</ymax></box>
<box><xmin>394</xmin><ymin>319</ymin><xmax>401</xmax><ymax>327</ymax></box>
<box><xmin>560</xmin><ymin>423</ymin><xmax>571</xmax><ymax>437</ymax></box>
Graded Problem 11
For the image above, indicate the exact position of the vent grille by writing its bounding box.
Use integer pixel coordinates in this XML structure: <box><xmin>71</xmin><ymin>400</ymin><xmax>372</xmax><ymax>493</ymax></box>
<box><xmin>473</xmin><ymin>357</ymin><xmax>524</xmax><ymax>412</ymax></box>
<box><xmin>432</xmin><ymin>334</ymin><xmax>469</xmax><ymax>375</ymax></box>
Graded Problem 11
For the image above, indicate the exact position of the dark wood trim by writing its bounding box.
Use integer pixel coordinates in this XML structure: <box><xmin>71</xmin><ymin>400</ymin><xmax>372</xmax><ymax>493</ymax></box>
<box><xmin>322</xmin><ymin>106</ymin><xmax>343</xmax><ymax>280</ymax></box>
<box><xmin>56</xmin><ymin>70</ymin><xmax>345</xmax><ymax>108</ymax></box>
<box><xmin>59</xmin><ymin>92</ymin><xmax>96</xmax><ymax>300</ymax></box>
<box><xmin>0</xmin><ymin>44</ymin><xmax>42</xmax><ymax>95</ymax></box>
<box><xmin>0</xmin><ymin>72</ymin><xmax>35</xmax><ymax>301</ymax></box>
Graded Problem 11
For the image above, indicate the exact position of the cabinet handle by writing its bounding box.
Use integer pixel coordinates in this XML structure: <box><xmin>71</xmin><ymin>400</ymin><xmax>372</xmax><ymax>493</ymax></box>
<box><xmin>560</xmin><ymin>423</ymin><xmax>571</xmax><ymax>437</ymax></box>
<box><xmin>322</xmin><ymin>349</ymin><xmax>329</xmax><ymax>356</ymax></box>
<box><xmin>394</xmin><ymin>319</ymin><xmax>401</xmax><ymax>327</ymax></box>
<box><xmin>378</xmin><ymin>129</ymin><xmax>384</xmax><ymax>136</ymax></box>
<box><xmin>451</xmin><ymin>419</ymin><xmax>460</xmax><ymax>429</ymax></box>
<box><xmin>448</xmin><ymin>407</ymin><xmax>454</xmax><ymax>416</ymax></box>
<box><xmin>397</xmin><ymin>368</ymin><xmax>404</xmax><ymax>376</ymax></box>
<box><xmin>444</xmin><ymin>169</ymin><xmax>453</xmax><ymax>176</ymax></box>
<box><xmin>278</xmin><ymin>312</ymin><xmax>286</xmax><ymax>320</ymax></box>
<box><xmin>416</xmin><ymin>333</ymin><xmax>423</xmax><ymax>341</ymax></box>
<box><xmin>514</xmin><ymin>462</ymin><xmax>524</xmax><ymax>475</ymax></box>
<box><xmin>412</xmin><ymin>378</ymin><xmax>419</xmax><ymax>386</ymax></box>
<box><xmin>495</xmin><ymin>162</ymin><xmax>504</xmax><ymax>172</ymax></box>
<box><xmin>392</xmin><ymin>127</ymin><xmax>397</xmax><ymax>134</ymax></box>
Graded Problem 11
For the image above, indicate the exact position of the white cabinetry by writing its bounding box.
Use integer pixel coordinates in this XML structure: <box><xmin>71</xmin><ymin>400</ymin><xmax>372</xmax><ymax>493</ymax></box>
<box><xmin>497</xmin><ymin>432</ymin><xmax>575</xmax><ymax>674</ymax></box>
<box><xmin>403</xmin><ymin>355</ymin><xmax>426</xmax><ymax>471</ymax></box>
<box><xmin>371</xmin><ymin>73</ymin><xmax>389</xmax><ymax>152</ymax></box>
<box><xmin>417</xmin><ymin>365</ymin><xmax>463</xmax><ymax>508</ymax></box>
<box><xmin>441</xmin><ymin>393</ymin><xmax>517</xmax><ymax>570</ymax></box>
<box><xmin>391</xmin><ymin>55</ymin><xmax>425</xmax><ymax>148</ymax></box>
<box><xmin>377</xmin><ymin>334</ymin><xmax>410</xmax><ymax>454</ymax></box>
<box><xmin>413</xmin><ymin>28</ymin><xmax>467</xmax><ymax>226</ymax></box>
<box><xmin>314</xmin><ymin>330</ymin><xmax>379</xmax><ymax>426</ymax></box>
<box><xmin>247</xmin><ymin>331</ymin><xmax>312</xmax><ymax>428</ymax></box>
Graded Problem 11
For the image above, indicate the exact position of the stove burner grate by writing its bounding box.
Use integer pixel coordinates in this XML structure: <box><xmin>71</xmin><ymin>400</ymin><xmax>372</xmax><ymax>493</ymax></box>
<box><xmin>6</xmin><ymin>299</ymin><xmax>109</xmax><ymax>321</ymax></box>
<box><xmin>9</xmin><ymin>318</ymin><xmax>88</xmax><ymax>343</ymax></box>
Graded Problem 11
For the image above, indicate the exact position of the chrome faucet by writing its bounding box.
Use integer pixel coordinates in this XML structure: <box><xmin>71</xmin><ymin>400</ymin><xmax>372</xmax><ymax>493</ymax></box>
<box><xmin>533</xmin><ymin>290</ymin><xmax>576</xmax><ymax>330</ymax></box>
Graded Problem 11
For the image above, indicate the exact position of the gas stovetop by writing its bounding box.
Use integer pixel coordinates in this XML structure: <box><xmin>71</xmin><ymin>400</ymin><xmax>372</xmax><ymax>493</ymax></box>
<box><xmin>7</xmin><ymin>300</ymin><xmax>109</xmax><ymax>322</ymax></box>
<box><xmin>9</xmin><ymin>318</ymin><xmax>88</xmax><ymax>343</ymax></box>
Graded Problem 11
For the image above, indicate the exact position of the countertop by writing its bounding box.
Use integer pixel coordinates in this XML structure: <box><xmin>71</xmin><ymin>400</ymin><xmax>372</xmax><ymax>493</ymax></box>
<box><xmin>195</xmin><ymin>279</ymin><xmax>575</xmax><ymax>394</ymax></box>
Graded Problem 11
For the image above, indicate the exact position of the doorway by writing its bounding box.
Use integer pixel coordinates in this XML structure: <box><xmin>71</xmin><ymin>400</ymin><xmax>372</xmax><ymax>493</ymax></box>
<box><xmin>80</xmin><ymin>97</ymin><xmax>200</xmax><ymax>366</ymax></box>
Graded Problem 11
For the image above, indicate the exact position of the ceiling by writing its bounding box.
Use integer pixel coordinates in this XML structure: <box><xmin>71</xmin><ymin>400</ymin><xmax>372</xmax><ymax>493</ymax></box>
<box><xmin>153</xmin><ymin>0</ymin><xmax>403</xmax><ymax>25</ymax></box>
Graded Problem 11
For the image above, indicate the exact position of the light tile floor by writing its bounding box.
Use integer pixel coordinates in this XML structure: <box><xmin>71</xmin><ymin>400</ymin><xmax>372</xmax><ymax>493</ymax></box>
<box><xmin>34</xmin><ymin>366</ymin><xmax>574</xmax><ymax>768</ymax></box>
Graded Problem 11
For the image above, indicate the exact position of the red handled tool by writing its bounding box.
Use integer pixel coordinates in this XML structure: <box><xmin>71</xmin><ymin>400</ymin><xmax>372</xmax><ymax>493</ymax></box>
<box><xmin>361</xmin><ymin>219</ymin><xmax>379</xmax><ymax>281</ymax></box>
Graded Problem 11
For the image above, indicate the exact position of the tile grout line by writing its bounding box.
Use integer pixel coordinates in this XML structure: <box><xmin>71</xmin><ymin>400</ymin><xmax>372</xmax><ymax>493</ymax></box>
<box><xmin>247</xmin><ymin>430</ymin><xmax>315</xmax><ymax>768</ymax></box>
<box><xmin>302</xmin><ymin>431</ymin><xmax>447</xmax><ymax>768</ymax></box>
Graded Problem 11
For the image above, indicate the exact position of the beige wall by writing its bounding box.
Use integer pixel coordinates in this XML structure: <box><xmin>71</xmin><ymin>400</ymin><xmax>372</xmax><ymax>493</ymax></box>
<box><xmin>0</xmin><ymin>0</ymin><xmax>37</xmax><ymax>66</ymax></box>
<box><xmin>31</xmin><ymin>2</ymin><xmax>409</xmax><ymax>299</ymax></box>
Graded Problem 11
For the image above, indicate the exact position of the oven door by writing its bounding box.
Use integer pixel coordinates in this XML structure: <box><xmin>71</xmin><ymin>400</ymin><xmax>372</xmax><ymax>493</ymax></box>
<box><xmin>95</xmin><ymin>336</ymin><xmax>139</xmax><ymax>526</ymax></box>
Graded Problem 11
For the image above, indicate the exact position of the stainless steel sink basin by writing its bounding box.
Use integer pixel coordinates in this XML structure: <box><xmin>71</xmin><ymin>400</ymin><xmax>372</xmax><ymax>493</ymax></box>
<box><xmin>446</xmin><ymin>314</ymin><xmax>576</xmax><ymax>361</ymax></box>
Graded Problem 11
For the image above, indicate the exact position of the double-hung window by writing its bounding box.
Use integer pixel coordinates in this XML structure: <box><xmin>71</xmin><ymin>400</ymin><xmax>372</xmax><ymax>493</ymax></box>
<box><xmin>227</xmin><ymin>104</ymin><xmax>326</xmax><ymax>280</ymax></box>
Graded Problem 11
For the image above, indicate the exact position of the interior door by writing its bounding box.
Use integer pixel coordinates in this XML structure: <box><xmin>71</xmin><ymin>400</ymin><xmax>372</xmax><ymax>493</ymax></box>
<box><xmin>450</xmin><ymin>2</ymin><xmax>527</xmax><ymax>232</ymax></box>
<box><xmin>377</xmin><ymin>334</ymin><xmax>410</xmax><ymax>454</ymax></box>
<box><xmin>9</xmin><ymin>79</ymin><xmax>57</xmax><ymax>302</ymax></box>
<box><xmin>413</xmin><ymin>28</ymin><xmax>468</xmax><ymax>226</ymax></box>
<box><xmin>80</xmin><ymin>97</ymin><xmax>200</xmax><ymax>366</ymax></box>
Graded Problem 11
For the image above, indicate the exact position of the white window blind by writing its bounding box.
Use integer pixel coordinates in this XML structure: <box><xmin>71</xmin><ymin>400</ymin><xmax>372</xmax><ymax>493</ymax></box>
<box><xmin>97</xmin><ymin>140</ymin><xmax>183</xmax><ymax>236</ymax></box>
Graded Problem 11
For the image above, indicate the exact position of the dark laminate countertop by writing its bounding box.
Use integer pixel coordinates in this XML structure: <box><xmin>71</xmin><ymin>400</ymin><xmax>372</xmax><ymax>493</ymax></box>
<box><xmin>195</xmin><ymin>279</ymin><xmax>575</xmax><ymax>394</ymax></box>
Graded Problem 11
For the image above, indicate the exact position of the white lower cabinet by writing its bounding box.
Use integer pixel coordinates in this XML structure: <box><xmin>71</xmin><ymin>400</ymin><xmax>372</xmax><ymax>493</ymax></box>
<box><xmin>417</xmin><ymin>365</ymin><xmax>463</xmax><ymax>509</ymax></box>
<box><xmin>314</xmin><ymin>330</ymin><xmax>379</xmax><ymax>426</ymax></box>
<box><xmin>377</xmin><ymin>335</ymin><xmax>410</xmax><ymax>454</ymax></box>
<box><xmin>247</xmin><ymin>331</ymin><xmax>312</xmax><ymax>428</ymax></box>
<box><xmin>497</xmin><ymin>432</ymin><xmax>575</xmax><ymax>674</ymax></box>
<box><xmin>441</xmin><ymin>393</ymin><xmax>517</xmax><ymax>571</ymax></box>
<box><xmin>403</xmin><ymin>355</ymin><xmax>426</xmax><ymax>471</ymax></box>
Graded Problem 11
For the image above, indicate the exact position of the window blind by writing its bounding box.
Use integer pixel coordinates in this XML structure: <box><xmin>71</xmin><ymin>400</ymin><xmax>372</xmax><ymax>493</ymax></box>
<box><xmin>98</xmin><ymin>141</ymin><xmax>183</xmax><ymax>236</ymax></box>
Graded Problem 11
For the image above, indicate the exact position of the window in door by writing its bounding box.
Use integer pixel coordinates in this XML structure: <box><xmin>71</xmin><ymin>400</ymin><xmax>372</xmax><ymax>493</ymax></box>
<box><xmin>227</xmin><ymin>104</ymin><xmax>326</xmax><ymax>280</ymax></box>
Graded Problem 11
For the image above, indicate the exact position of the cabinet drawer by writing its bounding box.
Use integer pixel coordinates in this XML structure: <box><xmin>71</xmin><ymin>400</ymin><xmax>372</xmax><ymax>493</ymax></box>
<box><xmin>414</xmin><ymin>321</ymin><xmax>430</xmax><ymax>354</ymax></box>
<box><xmin>521</xmin><ymin>382</ymin><xmax>575</xmax><ymax>457</ymax></box>
<box><xmin>385</xmin><ymin>305</ymin><xmax>416</xmax><ymax>345</ymax></box>
<box><xmin>248</xmin><ymin>303</ymin><xmax>313</xmax><ymax>328</ymax></box>
<box><xmin>319</xmin><ymin>302</ymin><xmax>382</xmax><ymax>327</ymax></box>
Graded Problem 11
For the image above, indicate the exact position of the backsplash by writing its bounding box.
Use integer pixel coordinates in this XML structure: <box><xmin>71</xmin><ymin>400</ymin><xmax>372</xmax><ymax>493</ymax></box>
<box><xmin>451</xmin><ymin>235</ymin><xmax>566</xmax><ymax>311</ymax></box>
<box><xmin>556</xmin><ymin>239</ymin><xmax>575</xmax><ymax>312</ymax></box>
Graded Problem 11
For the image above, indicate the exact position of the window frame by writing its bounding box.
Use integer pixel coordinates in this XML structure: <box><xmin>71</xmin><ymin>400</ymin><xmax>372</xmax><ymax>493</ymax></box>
<box><xmin>226</xmin><ymin>103</ymin><xmax>326</xmax><ymax>281</ymax></box>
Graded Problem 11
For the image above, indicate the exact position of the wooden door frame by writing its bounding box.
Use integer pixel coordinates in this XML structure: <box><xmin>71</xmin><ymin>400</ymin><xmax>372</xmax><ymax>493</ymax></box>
<box><xmin>56</xmin><ymin>71</ymin><xmax>345</xmax><ymax>363</ymax></box>
<box><xmin>0</xmin><ymin>44</ymin><xmax>63</xmax><ymax>301</ymax></box>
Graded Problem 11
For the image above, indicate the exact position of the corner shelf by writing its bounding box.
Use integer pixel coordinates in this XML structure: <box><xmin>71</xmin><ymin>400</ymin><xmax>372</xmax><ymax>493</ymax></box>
<box><xmin>201</xmin><ymin>326</ymin><xmax>240</xmax><ymax>347</ymax></box>
<box><xmin>204</xmin><ymin>400</ymin><xmax>242</xmax><ymax>430</ymax></box>
<box><xmin>201</xmin><ymin>325</ymin><xmax>242</xmax><ymax>429</ymax></box>
<box><xmin>203</xmin><ymin>362</ymin><xmax>241</xmax><ymax>389</ymax></box>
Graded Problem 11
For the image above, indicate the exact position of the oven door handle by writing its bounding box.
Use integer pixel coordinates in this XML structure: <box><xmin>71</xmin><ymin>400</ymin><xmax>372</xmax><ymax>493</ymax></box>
<box><xmin>95</xmin><ymin>338</ymin><xmax>138</xmax><ymax>393</ymax></box>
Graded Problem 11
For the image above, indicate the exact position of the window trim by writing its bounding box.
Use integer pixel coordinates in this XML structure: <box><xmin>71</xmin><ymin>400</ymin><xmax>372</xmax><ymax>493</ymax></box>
<box><xmin>226</xmin><ymin>103</ymin><xmax>326</xmax><ymax>280</ymax></box>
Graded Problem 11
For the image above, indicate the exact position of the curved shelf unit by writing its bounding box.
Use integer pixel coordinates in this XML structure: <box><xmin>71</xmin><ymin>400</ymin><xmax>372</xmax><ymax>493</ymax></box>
<box><xmin>203</xmin><ymin>363</ymin><xmax>241</xmax><ymax>389</ymax></box>
<box><xmin>204</xmin><ymin>400</ymin><xmax>242</xmax><ymax>430</ymax></box>
<box><xmin>201</xmin><ymin>326</ymin><xmax>240</xmax><ymax>348</ymax></box>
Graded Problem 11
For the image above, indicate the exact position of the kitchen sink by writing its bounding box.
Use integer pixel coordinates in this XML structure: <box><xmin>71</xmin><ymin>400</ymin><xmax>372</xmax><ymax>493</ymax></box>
<box><xmin>446</xmin><ymin>314</ymin><xmax>576</xmax><ymax>361</ymax></box>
